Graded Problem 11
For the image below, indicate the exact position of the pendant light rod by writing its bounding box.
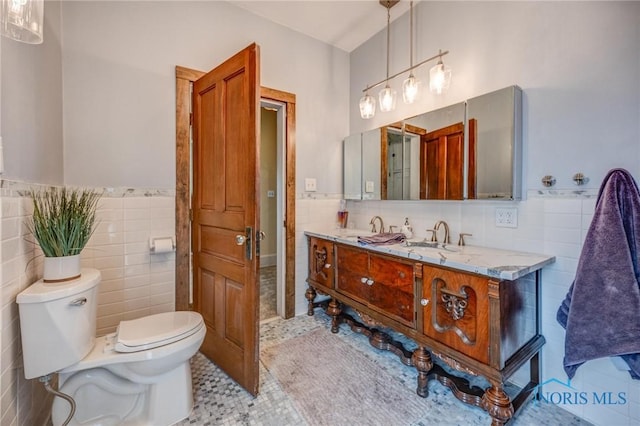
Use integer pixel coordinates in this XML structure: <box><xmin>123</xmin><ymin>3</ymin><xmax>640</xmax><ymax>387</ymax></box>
<box><xmin>362</xmin><ymin>50</ymin><xmax>449</xmax><ymax>93</ymax></box>
<box><xmin>385</xmin><ymin>2</ymin><xmax>391</xmax><ymax>81</ymax></box>
<box><xmin>409</xmin><ymin>1</ymin><xmax>414</xmax><ymax>69</ymax></box>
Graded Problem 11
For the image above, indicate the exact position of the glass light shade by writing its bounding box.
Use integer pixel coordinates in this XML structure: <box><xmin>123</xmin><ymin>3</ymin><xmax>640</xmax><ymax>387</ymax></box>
<box><xmin>0</xmin><ymin>0</ymin><xmax>43</xmax><ymax>44</ymax></box>
<box><xmin>429</xmin><ymin>61</ymin><xmax>452</xmax><ymax>95</ymax></box>
<box><xmin>402</xmin><ymin>74</ymin><xmax>421</xmax><ymax>104</ymax></box>
<box><xmin>378</xmin><ymin>85</ymin><xmax>397</xmax><ymax>112</ymax></box>
<box><xmin>359</xmin><ymin>93</ymin><xmax>376</xmax><ymax>119</ymax></box>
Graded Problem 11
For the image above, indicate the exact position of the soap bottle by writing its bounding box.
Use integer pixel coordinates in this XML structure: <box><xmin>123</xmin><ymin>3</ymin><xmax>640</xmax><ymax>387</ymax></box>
<box><xmin>401</xmin><ymin>217</ymin><xmax>413</xmax><ymax>239</ymax></box>
<box><xmin>337</xmin><ymin>199</ymin><xmax>349</xmax><ymax>229</ymax></box>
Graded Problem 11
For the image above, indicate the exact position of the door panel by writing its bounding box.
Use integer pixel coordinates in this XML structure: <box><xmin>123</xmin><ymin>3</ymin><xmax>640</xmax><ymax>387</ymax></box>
<box><xmin>192</xmin><ymin>44</ymin><xmax>260</xmax><ymax>395</ymax></box>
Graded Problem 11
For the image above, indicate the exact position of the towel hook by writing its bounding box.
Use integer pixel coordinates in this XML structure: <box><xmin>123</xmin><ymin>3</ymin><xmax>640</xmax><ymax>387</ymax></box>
<box><xmin>573</xmin><ymin>172</ymin><xmax>588</xmax><ymax>186</ymax></box>
<box><xmin>541</xmin><ymin>175</ymin><xmax>556</xmax><ymax>187</ymax></box>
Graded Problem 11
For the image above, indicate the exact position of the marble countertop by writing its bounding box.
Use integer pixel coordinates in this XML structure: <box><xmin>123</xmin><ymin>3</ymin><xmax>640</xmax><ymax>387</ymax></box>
<box><xmin>304</xmin><ymin>227</ymin><xmax>555</xmax><ymax>281</ymax></box>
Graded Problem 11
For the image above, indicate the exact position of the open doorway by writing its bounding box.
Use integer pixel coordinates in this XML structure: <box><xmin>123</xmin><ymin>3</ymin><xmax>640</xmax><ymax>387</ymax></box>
<box><xmin>259</xmin><ymin>103</ymin><xmax>282</xmax><ymax>321</ymax></box>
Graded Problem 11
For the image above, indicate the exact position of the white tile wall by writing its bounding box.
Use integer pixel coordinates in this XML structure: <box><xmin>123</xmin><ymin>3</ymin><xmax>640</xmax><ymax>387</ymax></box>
<box><xmin>1</xmin><ymin>193</ymin><xmax>50</xmax><ymax>426</ymax></box>
<box><xmin>0</xmin><ymin>186</ymin><xmax>176</xmax><ymax>425</ymax></box>
<box><xmin>298</xmin><ymin>194</ymin><xmax>640</xmax><ymax>426</ymax></box>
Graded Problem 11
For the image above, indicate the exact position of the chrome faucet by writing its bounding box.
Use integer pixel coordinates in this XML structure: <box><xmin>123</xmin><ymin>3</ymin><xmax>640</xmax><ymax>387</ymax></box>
<box><xmin>434</xmin><ymin>220</ymin><xmax>450</xmax><ymax>244</ymax></box>
<box><xmin>369</xmin><ymin>216</ymin><xmax>384</xmax><ymax>233</ymax></box>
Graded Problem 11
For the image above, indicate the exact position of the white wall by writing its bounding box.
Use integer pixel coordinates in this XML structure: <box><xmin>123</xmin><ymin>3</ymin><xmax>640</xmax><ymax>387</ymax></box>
<box><xmin>348</xmin><ymin>2</ymin><xmax>640</xmax><ymax>425</ymax></box>
<box><xmin>1</xmin><ymin>0</ymin><xmax>64</xmax><ymax>184</ymax></box>
<box><xmin>61</xmin><ymin>0</ymin><xmax>350</xmax><ymax>192</ymax></box>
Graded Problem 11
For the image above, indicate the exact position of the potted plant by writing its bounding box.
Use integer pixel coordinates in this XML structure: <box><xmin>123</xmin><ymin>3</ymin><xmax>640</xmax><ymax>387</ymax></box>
<box><xmin>26</xmin><ymin>187</ymin><xmax>102</xmax><ymax>283</ymax></box>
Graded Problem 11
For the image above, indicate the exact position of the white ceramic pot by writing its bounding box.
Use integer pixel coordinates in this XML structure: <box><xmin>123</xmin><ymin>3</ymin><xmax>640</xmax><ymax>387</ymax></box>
<box><xmin>43</xmin><ymin>255</ymin><xmax>81</xmax><ymax>283</ymax></box>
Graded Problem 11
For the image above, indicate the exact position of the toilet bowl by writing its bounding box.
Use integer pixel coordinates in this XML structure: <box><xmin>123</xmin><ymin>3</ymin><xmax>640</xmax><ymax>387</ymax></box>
<box><xmin>16</xmin><ymin>269</ymin><xmax>205</xmax><ymax>426</ymax></box>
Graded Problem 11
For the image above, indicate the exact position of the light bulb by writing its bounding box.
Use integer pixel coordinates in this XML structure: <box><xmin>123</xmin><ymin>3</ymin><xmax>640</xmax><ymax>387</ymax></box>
<box><xmin>402</xmin><ymin>74</ymin><xmax>421</xmax><ymax>104</ymax></box>
<box><xmin>429</xmin><ymin>61</ymin><xmax>452</xmax><ymax>95</ymax></box>
<box><xmin>359</xmin><ymin>93</ymin><xmax>376</xmax><ymax>119</ymax></box>
<box><xmin>378</xmin><ymin>85</ymin><xmax>397</xmax><ymax>112</ymax></box>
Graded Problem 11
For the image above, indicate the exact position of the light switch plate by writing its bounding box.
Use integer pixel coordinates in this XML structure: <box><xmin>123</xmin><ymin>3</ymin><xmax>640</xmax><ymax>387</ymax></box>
<box><xmin>495</xmin><ymin>207</ymin><xmax>518</xmax><ymax>228</ymax></box>
<box><xmin>304</xmin><ymin>178</ymin><xmax>317</xmax><ymax>192</ymax></box>
<box><xmin>365</xmin><ymin>180</ymin><xmax>374</xmax><ymax>193</ymax></box>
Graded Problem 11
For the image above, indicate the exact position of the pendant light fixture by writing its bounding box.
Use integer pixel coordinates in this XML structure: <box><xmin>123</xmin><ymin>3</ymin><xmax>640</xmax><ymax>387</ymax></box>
<box><xmin>402</xmin><ymin>1</ymin><xmax>420</xmax><ymax>104</ymax></box>
<box><xmin>378</xmin><ymin>1</ymin><xmax>397</xmax><ymax>113</ymax></box>
<box><xmin>0</xmin><ymin>0</ymin><xmax>44</xmax><ymax>44</ymax></box>
<box><xmin>359</xmin><ymin>1</ymin><xmax>452</xmax><ymax>119</ymax></box>
<box><xmin>430</xmin><ymin>49</ymin><xmax>452</xmax><ymax>94</ymax></box>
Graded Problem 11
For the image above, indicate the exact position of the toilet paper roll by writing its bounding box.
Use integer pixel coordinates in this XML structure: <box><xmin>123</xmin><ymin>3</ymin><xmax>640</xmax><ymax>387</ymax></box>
<box><xmin>152</xmin><ymin>238</ymin><xmax>174</xmax><ymax>254</ymax></box>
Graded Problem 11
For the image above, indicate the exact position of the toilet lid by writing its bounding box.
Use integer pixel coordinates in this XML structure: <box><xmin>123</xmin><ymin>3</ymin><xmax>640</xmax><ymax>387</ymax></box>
<box><xmin>114</xmin><ymin>311</ymin><xmax>203</xmax><ymax>353</ymax></box>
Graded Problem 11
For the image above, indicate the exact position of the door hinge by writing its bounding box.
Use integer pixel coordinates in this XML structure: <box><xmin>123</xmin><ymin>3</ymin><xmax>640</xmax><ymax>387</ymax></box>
<box><xmin>189</xmin><ymin>112</ymin><xmax>193</xmax><ymax>125</ymax></box>
<box><xmin>189</xmin><ymin>209</ymin><xmax>193</xmax><ymax>221</ymax></box>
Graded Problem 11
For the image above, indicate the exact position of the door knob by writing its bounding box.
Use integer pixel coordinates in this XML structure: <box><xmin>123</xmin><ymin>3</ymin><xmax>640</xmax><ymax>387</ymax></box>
<box><xmin>366</xmin><ymin>279</ymin><xmax>374</xmax><ymax>286</ymax></box>
<box><xmin>361</xmin><ymin>277</ymin><xmax>368</xmax><ymax>284</ymax></box>
<box><xmin>235</xmin><ymin>235</ymin><xmax>246</xmax><ymax>245</ymax></box>
<box><xmin>420</xmin><ymin>298</ymin><xmax>430</xmax><ymax>306</ymax></box>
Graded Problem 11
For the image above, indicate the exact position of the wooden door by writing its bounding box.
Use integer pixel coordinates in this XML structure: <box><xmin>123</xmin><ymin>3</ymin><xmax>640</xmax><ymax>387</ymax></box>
<box><xmin>191</xmin><ymin>44</ymin><xmax>260</xmax><ymax>395</ymax></box>
<box><xmin>419</xmin><ymin>122</ymin><xmax>464</xmax><ymax>200</ymax></box>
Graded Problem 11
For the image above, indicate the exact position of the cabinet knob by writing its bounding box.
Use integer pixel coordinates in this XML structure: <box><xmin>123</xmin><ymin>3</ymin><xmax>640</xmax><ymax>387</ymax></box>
<box><xmin>420</xmin><ymin>298</ymin><xmax>430</xmax><ymax>306</ymax></box>
<box><xmin>324</xmin><ymin>263</ymin><xmax>331</xmax><ymax>269</ymax></box>
<box><xmin>366</xmin><ymin>279</ymin><xmax>374</xmax><ymax>286</ymax></box>
<box><xmin>361</xmin><ymin>277</ymin><xmax>368</xmax><ymax>284</ymax></box>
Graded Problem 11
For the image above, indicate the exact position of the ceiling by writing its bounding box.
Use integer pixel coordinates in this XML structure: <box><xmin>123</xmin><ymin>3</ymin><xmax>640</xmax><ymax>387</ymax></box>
<box><xmin>229</xmin><ymin>0</ymin><xmax>414</xmax><ymax>52</ymax></box>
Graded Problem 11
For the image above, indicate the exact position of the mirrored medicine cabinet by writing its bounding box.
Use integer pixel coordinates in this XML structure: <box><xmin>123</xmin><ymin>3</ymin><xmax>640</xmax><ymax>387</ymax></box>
<box><xmin>343</xmin><ymin>85</ymin><xmax>522</xmax><ymax>201</ymax></box>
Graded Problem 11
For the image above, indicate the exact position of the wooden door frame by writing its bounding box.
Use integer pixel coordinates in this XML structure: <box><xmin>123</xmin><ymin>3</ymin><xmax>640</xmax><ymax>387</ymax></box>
<box><xmin>175</xmin><ymin>66</ymin><xmax>296</xmax><ymax>318</ymax></box>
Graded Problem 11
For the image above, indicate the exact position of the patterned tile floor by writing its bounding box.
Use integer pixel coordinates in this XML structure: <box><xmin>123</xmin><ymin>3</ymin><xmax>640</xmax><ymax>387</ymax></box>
<box><xmin>259</xmin><ymin>266</ymin><xmax>277</xmax><ymax>321</ymax></box>
<box><xmin>177</xmin><ymin>310</ymin><xmax>592</xmax><ymax>426</ymax></box>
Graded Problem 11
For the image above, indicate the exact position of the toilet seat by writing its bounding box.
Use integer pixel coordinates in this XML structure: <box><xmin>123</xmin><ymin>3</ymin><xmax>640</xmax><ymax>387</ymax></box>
<box><xmin>115</xmin><ymin>311</ymin><xmax>202</xmax><ymax>353</ymax></box>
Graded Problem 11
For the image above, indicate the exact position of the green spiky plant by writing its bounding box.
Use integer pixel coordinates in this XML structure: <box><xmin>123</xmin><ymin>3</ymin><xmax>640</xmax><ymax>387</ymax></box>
<box><xmin>26</xmin><ymin>187</ymin><xmax>102</xmax><ymax>257</ymax></box>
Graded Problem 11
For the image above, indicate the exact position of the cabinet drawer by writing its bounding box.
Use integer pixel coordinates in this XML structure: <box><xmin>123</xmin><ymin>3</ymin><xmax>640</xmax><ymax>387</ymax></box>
<box><xmin>336</xmin><ymin>245</ymin><xmax>369</xmax><ymax>304</ymax></box>
<box><xmin>421</xmin><ymin>265</ymin><xmax>489</xmax><ymax>364</ymax></box>
<box><xmin>368</xmin><ymin>254</ymin><xmax>415</xmax><ymax>326</ymax></box>
<box><xmin>308</xmin><ymin>237</ymin><xmax>334</xmax><ymax>289</ymax></box>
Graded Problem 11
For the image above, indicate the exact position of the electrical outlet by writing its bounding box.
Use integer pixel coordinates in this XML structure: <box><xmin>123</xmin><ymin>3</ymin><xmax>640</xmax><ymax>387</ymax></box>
<box><xmin>495</xmin><ymin>207</ymin><xmax>518</xmax><ymax>228</ymax></box>
<box><xmin>304</xmin><ymin>178</ymin><xmax>317</xmax><ymax>192</ymax></box>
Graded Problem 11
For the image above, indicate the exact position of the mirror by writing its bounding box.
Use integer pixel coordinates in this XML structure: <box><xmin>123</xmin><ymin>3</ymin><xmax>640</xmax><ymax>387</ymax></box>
<box><xmin>467</xmin><ymin>86</ymin><xmax>522</xmax><ymax>200</ymax></box>
<box><xmin>344</xmin><ymin>85</ymin><xmax>522</xmax><ymax>201</ymax></box>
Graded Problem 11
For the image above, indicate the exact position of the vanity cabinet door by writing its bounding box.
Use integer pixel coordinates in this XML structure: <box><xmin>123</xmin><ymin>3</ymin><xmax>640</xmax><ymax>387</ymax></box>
<box><xmin>335</xmin><ymin>244</ymin><xmax>370</xmax><ymax>305</ymax></box>
<box><xmin>308</xmin><ymin>237</ymin><xmax>335</xmax><ymax>289</ymax></box>
<box><xmin>368</xmin><ymin>254</ymin><xmax>415</xmax><ymax>327</ymax></box>
<box><xmin>421</xmin><ymin>265</ymin><xmax>490</xmax><ymax>364</ymax></box>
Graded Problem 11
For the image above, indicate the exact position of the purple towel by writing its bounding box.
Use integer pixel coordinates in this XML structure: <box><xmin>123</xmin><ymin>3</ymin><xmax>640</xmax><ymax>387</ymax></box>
<box><xmin>357</xmin><ymin>232</ymin><xmax>406</xmax><ymax>246</ymax></box>
<box><xmin>557</xmin><ymin>168</ymin><xmax>640</xmax><ymax>379</ymax></box>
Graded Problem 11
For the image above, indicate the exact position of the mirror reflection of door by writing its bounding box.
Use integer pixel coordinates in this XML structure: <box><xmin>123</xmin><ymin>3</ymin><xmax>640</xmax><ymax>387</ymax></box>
<box><xmin>419</xmin><ymin>122</ymin><xmax>464</xmax><ymax>200</ymax></box>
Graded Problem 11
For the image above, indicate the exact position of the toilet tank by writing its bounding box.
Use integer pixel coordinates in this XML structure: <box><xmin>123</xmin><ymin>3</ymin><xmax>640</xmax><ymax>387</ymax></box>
<box><xmin>17</xmin><ymin>268</ymin><xmax>101</xmax><ymax>379</ymax></box>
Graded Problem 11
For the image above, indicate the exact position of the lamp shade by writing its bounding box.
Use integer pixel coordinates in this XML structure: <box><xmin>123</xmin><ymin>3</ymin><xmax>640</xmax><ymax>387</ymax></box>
<box><xmin>379</xmin><ymin>85</ymin><xmax>397</xmax><ymax>112</ymax></box>
<box><xmin>402</xmin><ymin>74</ymin><xmax>421</xmax><ymax>104</ymax></box>
<box><xmin>0</xmin><ymin>0</ymin><xmax>44</xmax><ymax>44</ymax></box>
<box><xmin>429</xmin><ymin>61</ymin><xmax>452</xmax><ymax>95</ymax></box>
<box><xmin>359</xmin><ymin>93</ymin><xmax>376</xmax><ymax>119</ymax></box>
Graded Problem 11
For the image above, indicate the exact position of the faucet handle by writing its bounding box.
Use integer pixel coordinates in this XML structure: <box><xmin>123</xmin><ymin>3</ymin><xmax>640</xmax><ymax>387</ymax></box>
<box><xmin>426</xmin><ymin>229</ymin><xmax>437</xmax><ymax>242</ymax></box>
<box><xmin>458</xmin><ymin>233</ymin><xmax>473</xmax><ymax>246</ymax></box>
<box><xmin>388</xmin><ymin>225</ymin><xmax>397</xmax><ymax>233</ymax></box>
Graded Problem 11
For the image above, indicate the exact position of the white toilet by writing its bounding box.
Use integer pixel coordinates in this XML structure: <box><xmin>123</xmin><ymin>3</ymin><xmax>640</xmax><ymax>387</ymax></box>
<box><xmin>16</xmin><ymin>268</ymin><xmax>206</xmax><ymax>426</ymax></box>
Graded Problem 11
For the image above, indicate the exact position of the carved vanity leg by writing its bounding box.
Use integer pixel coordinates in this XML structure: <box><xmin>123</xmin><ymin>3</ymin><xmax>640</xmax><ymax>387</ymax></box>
<box><xmin>326</xmin><ymin>298</ymin><xmax>342</xmax><ymax>333</ymax></box>
<box><xmin>412</xmin><ymin>346</ymin><xmax>433</xmax><ymax>398</ymax></box>
<box><xmin>305</xmin><ymin>286</ymin><xmax>317</xmax><ymax>316</ymax></box>
<box><xmin>481</xmin><ymin>381</ymin><xmax>514</xmax><ymax>426</ymax></box>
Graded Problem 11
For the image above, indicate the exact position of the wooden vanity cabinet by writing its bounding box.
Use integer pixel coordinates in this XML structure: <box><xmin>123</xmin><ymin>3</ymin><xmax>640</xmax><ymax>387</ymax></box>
<box><xmin>306</xmin><ymin>234</ymin><xmax>546</xmax><ymax>426</ymax></box>
<box><xmin>308</xmin><ymin>237</ymin><xmax>334</xmax><ymax>289</ymax></box>
<box><xmin>421</xmin><ymin>265</ymin><xmax>537</xmax><ymax>370</ymax></box>
<box><xmin>335</xmin><ymin>244</ymin><xmax>416</xmax><ymax>327</ymax></box>
<box><xmin>421</xmin><ymin>265</ymin><xmax>490</xmax><ymax>364</ymax></box>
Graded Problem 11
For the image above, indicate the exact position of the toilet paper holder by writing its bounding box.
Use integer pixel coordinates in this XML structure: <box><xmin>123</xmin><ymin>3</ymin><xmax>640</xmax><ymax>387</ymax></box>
<box><xmin>149</xmin><ymin>236</ymin><xmax>176</xmax><ymax>253</ymax></box>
